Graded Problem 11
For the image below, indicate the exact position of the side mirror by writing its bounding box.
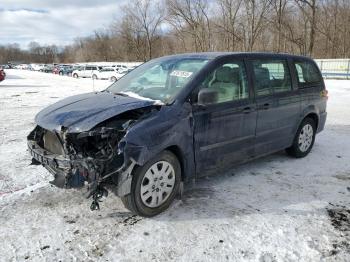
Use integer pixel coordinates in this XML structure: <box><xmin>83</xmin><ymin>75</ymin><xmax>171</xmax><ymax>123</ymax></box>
<box><xmin>197</xmin><ymin>88</ymin><xmax>218</xmax><ymax>105</ymax></box>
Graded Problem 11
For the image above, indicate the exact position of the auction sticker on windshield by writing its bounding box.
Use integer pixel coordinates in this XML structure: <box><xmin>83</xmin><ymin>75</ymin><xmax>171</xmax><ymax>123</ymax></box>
<box><xmin>170</xmin><ymin>70</ymin><xmax>193</xmax><ymax>78</ymax></box>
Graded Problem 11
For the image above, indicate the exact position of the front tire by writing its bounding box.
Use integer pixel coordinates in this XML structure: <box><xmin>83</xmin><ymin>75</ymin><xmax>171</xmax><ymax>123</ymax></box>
<box><xmin>110</xmin><ymin>76</ymin><xmax>117</xmax><ymax>82</ymax></box>
<box><xmin>92</xmin><ymin>74</ymin><xmax>97</xmax><ymax>80</ymax></box>
<box><xmin>286</xmin><ymin>117</ymin><xmax>316</xmax><ymax>158</ymax></box>
<box><xmin>121</xmin><ymin>150</ymin><xmax>181</xmax><ymax>217</ymax></box>
<box><xmin>73</xmin><ymin>73</ymin><xmax>78</xmax><ymax>78</ymax></box>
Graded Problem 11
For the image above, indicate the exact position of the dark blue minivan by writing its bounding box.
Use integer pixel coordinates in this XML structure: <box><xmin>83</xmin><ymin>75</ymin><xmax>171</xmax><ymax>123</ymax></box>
<box><xmin>27</xmin><ymin>52</ymin><xmax>327</xmax><ymax>216</ymax></box>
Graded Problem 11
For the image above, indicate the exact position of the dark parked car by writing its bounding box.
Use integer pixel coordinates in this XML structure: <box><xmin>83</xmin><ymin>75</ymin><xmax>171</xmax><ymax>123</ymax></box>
<box><xmin>1</xmin><ymin>64</ymin><xmax>11</xmax><ymax>69</ymax></box>
<box><xmin>52</xmin><ymin>66</ymin><xmax>60</xmax><ymax>74</ymax></box>
<box><xmin>40</xmin><ymin>64</ymin><xmax>54</xmax><ymax>73</ymax></box>
<box><xmin>27</xmin><ymin>52</ymin><xmax>327</xmax><ymax>216</ymax></box>
<box><xmin>60</xmin><ymin>66</ymin><xmax>74</xmax><ymax>76</ymax></box>
<box><xmin>0</xmin><ymin>68</ymin><xmax>5</xmax><ymax>82</ymax></box>
<box><xmin>53</xmin><ymin>65</ymin><xmax>74</xmax><ymax>76</ymax></box>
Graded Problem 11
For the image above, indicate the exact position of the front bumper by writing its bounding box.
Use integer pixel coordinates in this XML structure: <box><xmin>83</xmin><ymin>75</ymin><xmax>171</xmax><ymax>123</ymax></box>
<box><xmin>28</xmin><ymin>140</ymin><xmax>72</xmax><ymax>170</ymax></box>
<box><xmin>28</xmin><ymin>140</ymin><xmax>90</xmax><ymax>188</ymax></box>
<box><xmin>28</xmin><ymin>139</ymin><xmax>136</xmax><ymax>196</ymax></box>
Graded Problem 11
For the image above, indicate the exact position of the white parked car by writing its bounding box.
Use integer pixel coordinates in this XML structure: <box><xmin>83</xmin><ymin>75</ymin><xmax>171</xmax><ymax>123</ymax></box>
<box><xmin>92</xmin><ymin>67</ymin><xmax>125</xmax><ymax>81</ymax></box>
<box><xmin>31</xmin><ymin>64</ymin><xmax>45</xmax><ymax>71</ymax></box>
<box><xmin>111</xmin><ymin>64</ymin><xmax>128</xmax><ymax>73</ymax></box>
<box><xmin>15</xmin><ymin>64</ymin><xmax>30</xmax><ymax>70</ymax></box>
<box><xmin>72</xmin><ymin>65</ymin><xmax>100</xmax><ymax>78</ymax></box>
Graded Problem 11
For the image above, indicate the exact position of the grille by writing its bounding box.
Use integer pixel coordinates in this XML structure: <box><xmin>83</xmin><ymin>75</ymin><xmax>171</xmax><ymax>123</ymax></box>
<box><xmin>43</xmin><ymin>131</ymin><xmax>65</xmax><ymax>155</ymax></box>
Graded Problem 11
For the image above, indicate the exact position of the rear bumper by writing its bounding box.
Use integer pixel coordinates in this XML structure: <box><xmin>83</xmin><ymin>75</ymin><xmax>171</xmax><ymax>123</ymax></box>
<box><xmin>317</xmin><ymin>112</ymin><xmax>327</xmax><ymax>133</ymax></box>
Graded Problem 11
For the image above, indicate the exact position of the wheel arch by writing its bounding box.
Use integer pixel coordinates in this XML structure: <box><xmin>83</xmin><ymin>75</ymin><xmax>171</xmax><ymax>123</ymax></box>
<box><xmin>286</xmin><ymin>112</ymin><xmax>318</xmax><ymax>158</ymax></box>
<box><xmin>164</xmin><ymin>145</ymin><xmax>186</xmax><ymax>182</ymax></box>
<box><xmin>298</xmin><ymin>105</ymin><xmax>320</xmax><ymax>132</ymax></box>
<box><xmin>290</xmin><ymin>109</ymin><xmax>320</xmax><ymax>146</ymax></box>
<box><xmin>304</xmin><ymin>112</ymin><xmax>319</xmax><ymax>130</ymax></box>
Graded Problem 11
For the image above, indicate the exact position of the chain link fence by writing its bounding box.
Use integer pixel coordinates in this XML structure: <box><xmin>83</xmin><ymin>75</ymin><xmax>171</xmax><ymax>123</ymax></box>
<box><xmin>315</xmin><ymin>59</ymin><xmax>350</xmax><ymax>79</ymax></box>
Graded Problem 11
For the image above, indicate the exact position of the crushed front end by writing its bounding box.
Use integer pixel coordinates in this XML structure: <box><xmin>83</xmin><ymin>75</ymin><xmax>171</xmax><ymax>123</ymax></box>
<box><xmin>27</xmin><ymin>121</ymin><xmax>136</xmax><ymax>210</ymax></box>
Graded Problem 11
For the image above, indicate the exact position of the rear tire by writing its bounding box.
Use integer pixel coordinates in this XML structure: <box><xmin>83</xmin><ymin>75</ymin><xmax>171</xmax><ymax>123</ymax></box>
<box><xmin>286</xmin><ymin>117</ymin><xmax>316</xmax><ymax>158</ymax></box>
<box><xmin>73</xmin><ymin>73</ymin><xmax>78</xmax><ymax>78</ymax></box>
<box><xmin>92</xmin><ymin>74</ymin><xmax>97</xmax><ymax>80</ymax></box>
<box><xmin>111</xmin><ymin>76</ymin><xmax>117</xmax><ymax>82</ymax></box>
<box><xmin>121</xmin><ymin>150</ymin><xmax>181</xmax><ymax>217</ymax></box>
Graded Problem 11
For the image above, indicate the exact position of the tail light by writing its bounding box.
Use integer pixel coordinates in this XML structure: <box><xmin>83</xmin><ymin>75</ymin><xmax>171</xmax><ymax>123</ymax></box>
<box><xmin>321</xmin><ymin>90</ymin><xmax>328</xmax><ymax>99</ymax></box>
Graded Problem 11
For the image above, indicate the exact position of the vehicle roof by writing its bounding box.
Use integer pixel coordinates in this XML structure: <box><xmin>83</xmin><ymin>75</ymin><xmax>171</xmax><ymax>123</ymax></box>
<box><xmin>161</xmin><ymin>52</ymin><xmax>313</xmax><ymax>61</ymax></box>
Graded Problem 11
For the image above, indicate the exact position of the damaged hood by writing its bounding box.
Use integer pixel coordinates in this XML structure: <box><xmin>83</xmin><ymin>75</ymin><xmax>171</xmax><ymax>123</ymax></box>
<box><xmin>35</xmin><ymin>91</ymin><xmax>157</xmax><ymax>132</ymax></box>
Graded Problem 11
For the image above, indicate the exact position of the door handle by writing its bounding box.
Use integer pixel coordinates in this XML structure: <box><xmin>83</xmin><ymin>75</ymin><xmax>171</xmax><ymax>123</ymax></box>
<box><xmin>261</xmin><ymin>103</ymin><xmax>270</xmax><ymax>110</ymax></box>
<box><xmin>193</xmin><ymin>104</ymin><xmax>207</xmax><ymax>111</ymax></box>
<box><xmin>243</xmin><ymin>107</ymin><xmax>252</xmax><ymax>114</ymax></box>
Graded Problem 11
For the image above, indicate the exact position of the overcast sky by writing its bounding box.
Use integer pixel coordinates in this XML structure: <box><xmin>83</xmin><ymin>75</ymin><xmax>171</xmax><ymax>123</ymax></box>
<box><xmin>0</xmin><ymin>0</ymin><xmax>127</xmax><ymax>49</ymax></box>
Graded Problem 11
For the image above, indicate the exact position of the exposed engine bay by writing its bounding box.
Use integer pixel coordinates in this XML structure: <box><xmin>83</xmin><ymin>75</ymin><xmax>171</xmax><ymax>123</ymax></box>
<box><xmin>27</xmin><ymin>106</ymin><xmax>157</xmax><ymax>210</ymax></box>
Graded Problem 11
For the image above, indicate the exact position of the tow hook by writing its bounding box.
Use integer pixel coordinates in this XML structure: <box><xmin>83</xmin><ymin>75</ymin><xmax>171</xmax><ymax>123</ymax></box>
<box><xmin>90</xmin><ymin>185</ymin><xmax>108</xmax><ymax>211</ymax></box>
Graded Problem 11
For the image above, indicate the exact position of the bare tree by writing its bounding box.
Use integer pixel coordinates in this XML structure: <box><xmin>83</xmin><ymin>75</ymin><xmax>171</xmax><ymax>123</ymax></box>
<box><xmin>215</xmin><ymin>0</ymin><xmax>244</xmax><ymax>51</ymax></box>
<box><xmin>241</xmin><ymin>0</ymin><xmax>272</xmax><ymax>51</ymax></box>
<box><xmin>294</xmin><ymin>0</ymin><xmax>318</xmax><ymax>56</ymax></box>
<box><xmin>270</xmin><ymin>0</ymin><xmax>291</xmax><ymax>52</ymax></box>
<box><xmin>123</xmin><ymin>0</ymin><xmax>165</xmax><ymax>60</ymax></box>
<box><xmin>113</xmin><ymin>13</ymin><xmax>147</xmax><ymax>61</ymax></box>
<box><xmin>166</xmin><ymin>0</ymin><xmax>212</xmax><ymax>52</ymax></box>
<box><xmin>338</xmin><ymin>0</ymin><xmax>350</xmax><ymax>57</ymax></box>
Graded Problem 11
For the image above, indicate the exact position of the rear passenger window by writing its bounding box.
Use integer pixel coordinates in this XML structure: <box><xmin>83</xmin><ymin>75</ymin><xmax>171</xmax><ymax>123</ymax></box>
<box><xmin>252</xmin><ymin>60</ymin><xmax>292</xmax><ymax>96</ymax></box>
<box><xmin>294</xmin><ymin>61</ymin><xmax>322</xmax><ymax>85</ymax></box>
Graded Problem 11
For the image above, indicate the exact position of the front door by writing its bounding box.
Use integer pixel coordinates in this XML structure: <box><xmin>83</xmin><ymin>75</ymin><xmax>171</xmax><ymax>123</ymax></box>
<box><xmin>80</xmin><ymin>67</ymin><xmax>88</xmax><ymax>77</ymax></box>
<box><xmin>192</xmin><ymin>60</ymin><xmax>257</xmax><ymax>177</ymax></box>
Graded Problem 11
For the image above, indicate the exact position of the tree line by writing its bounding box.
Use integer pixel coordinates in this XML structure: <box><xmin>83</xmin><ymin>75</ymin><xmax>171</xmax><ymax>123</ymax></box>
<box><xmin>1</xmin><ymin>0</ymin><xmax>349</xmax><ymax>64</ymax></box>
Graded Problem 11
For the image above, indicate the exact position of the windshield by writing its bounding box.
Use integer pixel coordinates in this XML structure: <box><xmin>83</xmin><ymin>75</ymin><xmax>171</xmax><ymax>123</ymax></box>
<box><xmin>106</xmin><ymin>57</ymin><xmax>209</xmax><ymax>103</ymax></box>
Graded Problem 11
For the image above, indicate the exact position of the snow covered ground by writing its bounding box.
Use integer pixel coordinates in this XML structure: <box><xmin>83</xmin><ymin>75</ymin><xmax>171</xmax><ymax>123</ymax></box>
<box><xmin>0</xmin><ymin>70</ymin><xmax>349</xmax><ymax>261</ymax></box>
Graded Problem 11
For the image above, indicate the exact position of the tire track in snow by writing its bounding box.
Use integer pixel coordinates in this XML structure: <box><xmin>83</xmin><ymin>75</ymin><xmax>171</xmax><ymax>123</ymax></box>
<box><xmin>0</xmin><ymin>181</ymin><xmax>48</xmax><ymax>200</ymax></box>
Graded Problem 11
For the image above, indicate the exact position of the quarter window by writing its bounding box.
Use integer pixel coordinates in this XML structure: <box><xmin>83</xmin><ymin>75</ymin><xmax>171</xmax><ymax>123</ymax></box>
<box><xmin>252</xmin><ymin>60</ymin><xmax>292</xmax><ymax>96</ymax></box>
<box><xmin>198</xmin><ymin>61</ymin><xmax>249</xmax><ymax>104</ymax></box>
<box><xmin>294</xmin><ymin>61</ymin><xmax>322</xmax><ymax>85</ymax></box>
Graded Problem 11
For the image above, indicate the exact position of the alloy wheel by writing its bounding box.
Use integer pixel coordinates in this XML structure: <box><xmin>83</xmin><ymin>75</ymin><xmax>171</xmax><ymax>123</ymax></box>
<box><xmin>298</xmin><ymin>124</ymin><xmax>314</xmax><ymax>152</ymax></box>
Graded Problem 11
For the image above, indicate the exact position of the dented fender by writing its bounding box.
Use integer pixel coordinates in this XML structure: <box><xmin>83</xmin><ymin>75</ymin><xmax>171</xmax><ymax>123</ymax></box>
<box><xmin>116</xmin><ymin>102</ymin><xmax>196</xmax><ymax>191</ymax></box>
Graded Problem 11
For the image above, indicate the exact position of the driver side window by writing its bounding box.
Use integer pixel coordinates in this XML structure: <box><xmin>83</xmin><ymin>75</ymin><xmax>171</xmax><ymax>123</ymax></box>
<box><xmin>198</xmin><ymin>61</ymin><xmax>249</xmax><ymax>104</ymax></box>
